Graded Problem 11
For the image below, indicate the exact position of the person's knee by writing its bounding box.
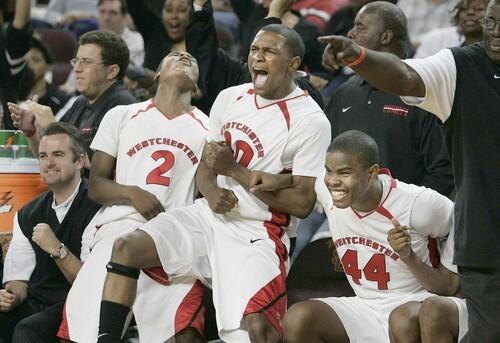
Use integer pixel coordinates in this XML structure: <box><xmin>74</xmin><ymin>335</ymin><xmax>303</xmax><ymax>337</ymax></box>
<box><xmin>283</xmin><ymin>302</ymin><xmax>317</xmax><ymax>342</ymax></box>
<box><xmin>245</xmin><ymin>313</ymin><xmax>280</xmax><ymax>343</ymax></box>
<box><xmin>419</xmin><ymin>297</ymin><xmax>451</xmax><ymax>333</ymax></box>
<box><xmin>111</xmin><ymin>233</ymin><xmax>145</xmax><ymax>266</ymax></box>
<box><xmin>388</xmin><ymin>303</ymin><xmax>420</xmax><ymax>343</ymax></box>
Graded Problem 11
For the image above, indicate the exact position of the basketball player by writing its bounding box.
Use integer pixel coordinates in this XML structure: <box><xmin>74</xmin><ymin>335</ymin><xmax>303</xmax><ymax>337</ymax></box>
<box><xmin>96</xmin><ymin>24</ymin><xmax>331</xmax><ymax>343</ymax></box>
<box><xmin>58</xmin><ymin>51</ymin><xmax>209</xmax><ymax>343</ymax></box>
<box><xmin>283</xmin><ymin>130</ymin><xmax>466</xmax><ymax>343</ymax></box>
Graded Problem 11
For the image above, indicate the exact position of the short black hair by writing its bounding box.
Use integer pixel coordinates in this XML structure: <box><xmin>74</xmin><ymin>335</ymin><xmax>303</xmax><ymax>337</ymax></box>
<box><xmin>31</xmin><ymin>37</ymin><xmax>54</xmax><ymax>64</ymax></box>
<box><xmin>259</xmin><ymin>24</ymin><xmax>305</xmax><ymax>60</ymax></box>
<box><xmin>79</xmin><ymin>30</ymin><xmax>129</xmax><ymax>80</ymax></box>
<box><xmin>98</xmin><ymin>0</ymin><xmax>128</xmax><ymax>14</ymax></box>
<box><xmin>328</xmin><ymin>130</ymin><xmax>379</xmax><ymax>168</ymax></box>
<box><xmin>39</xmin><ymin>122</ymin><xmax>86</xmax><ymax>162</ymax></box>
<box><xmin>363</xmin><ymin>2</ymin><xmax>408</xmax><ymax>53</ymax></box>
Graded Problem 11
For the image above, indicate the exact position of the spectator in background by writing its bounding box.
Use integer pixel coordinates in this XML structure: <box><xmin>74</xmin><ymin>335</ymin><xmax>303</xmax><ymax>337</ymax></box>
<box><xmin>128</xmin><ymin>0</ymin><xmax>191</xmax><ymax>70</ymax></box>
<box><xmin>18</xmin><ymin>38</ymin><xmax>70</xmax><ymax>115</ymax></box>
<box><xmin>9</xmin><ymin>30</ymin><xmax>136</xmax><ymax>166</ymax></box>
<box><xmin>397</xmin><ymin>0</ymin><xmax>459</xmax><ymax>49</ymax></box>
<box><xmin>97</xmin><ymin>0</ymin><xmax>144</xmax><ymax>66</ymax></box>
<box><xmin>43</xmin><ymin>0</ymin><xmax>99</xmax><ymax>38</ymax></box>
<box><xmin>414</xmin><ymin>0</ymin><xmax>487</xmax><ymax>58</ymax></box>
<box><xmin>0</xmin><ymin>122</ymin><xmax>101</xmax><ymax>343</ymax></box>
<box><xmin>0</xmin><ymin>0</ymin><xmax>32</xmax><ymax>130</ymax></box>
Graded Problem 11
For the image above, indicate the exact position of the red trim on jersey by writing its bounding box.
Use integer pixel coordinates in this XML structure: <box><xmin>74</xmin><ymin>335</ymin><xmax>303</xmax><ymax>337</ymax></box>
<box><xmin>253</xmin><ymin>90</ymin><xmax>308</xmax><ymax>110</ymax></box>
<box><xmin>143</xmin><ymin>267</ymin><xmax>170</xmax><ymax>285</ymax></box>
<box><xmin>427</xmin><ymin>237</ymin><xmax>441</xmax><ymax>268</ymax></box>
<box><xmin>247</xmin><ymin>88</ymin><xmax>255</xmax><ymax>95</ymax></box>
<box><xmin>244</xmin><ymin>218</ymin><xmax>287</xmax><ymax>339</ymax></box>
<box><xmin>277</xmin><ymin>101</ymin><xmax>291</xmax><ymax>130</ymax></box>
<box><xmin>186</xmin><ymin>109</ymin><xmax>209</xmax><ymax>131</ymax></box>
<box><xmin>130</xmin><ymin>100</ymin><xmax>156</xmax><ymax>120</ymax></box>
<box><xmin>56</xmin><ymin>304</ymin><xmax>70</xmax><ymax>340</ymax></box>
<box><xmin>351</xmin><ymin>171</ymin><xmax>397</xmax><ymax>219</ymax></box>
<box><xmin>174</xmin><ymin>280</ymin><xmax>206</xmax><ymax>337</ymax></box>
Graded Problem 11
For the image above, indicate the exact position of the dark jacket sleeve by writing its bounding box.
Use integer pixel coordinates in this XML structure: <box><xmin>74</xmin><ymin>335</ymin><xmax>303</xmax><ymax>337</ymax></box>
<box><xmin>417</xmin><ymin>110</ymin><xmax>454</xmax><ymax>196</ymax></box>
<box><xmin>127</xmin><ymin>0</ymin><xmax>160</xmax><ymax>43</ymax></box>
<box><xmin>1</xmin><ymin>22</ymin><xmax>33</xmax><ymax>129</ymax></box>
<box><xmin>187</xmin><ymin>1</ymin><xmax>248</xmax><ymax>111</ymax></box>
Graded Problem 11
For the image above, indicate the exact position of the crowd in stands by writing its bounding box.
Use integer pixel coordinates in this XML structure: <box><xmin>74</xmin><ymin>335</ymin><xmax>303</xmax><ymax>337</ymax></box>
<box><xmin>0</xmin><ymin>0</ymin><xmax>499</xmax><ymax>342</ymax></box>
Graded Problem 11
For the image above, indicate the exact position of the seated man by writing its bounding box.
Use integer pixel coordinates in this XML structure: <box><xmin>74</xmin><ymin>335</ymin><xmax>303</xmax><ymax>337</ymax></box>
<box><xmin>8</xmin><ymin>30</ymin><xmax>136</xmax><ymax>163</ymax></box>
<box><xmin>96</xmin><ymin>24</ymin><xmax>330</xmax><ymax>343</ymax></box>
<box><xmin>388</xmin><ymin>226</ymin><xmax>468</xmax><ymax>343</ymax></box>
<box><xmin>283</xmin><ymin>130</ymin><xmax>466</xmax><ymax>343</ymax></box>
<box><xmin>59</xmin><ymin>51</ymin><xmax>209</xmax><ymax>343</ymax></box>
<box><xmin>0</xmin><ymin>122</ymin><xmax>101</xmax><ymax>343</ymax></box>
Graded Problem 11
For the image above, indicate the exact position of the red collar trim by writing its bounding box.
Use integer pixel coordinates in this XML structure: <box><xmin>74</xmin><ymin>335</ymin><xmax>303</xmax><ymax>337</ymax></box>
<box><xmin>351</xmin><ymin>169</ymin><xmax>397</xmax><ymax>219</ymax></box>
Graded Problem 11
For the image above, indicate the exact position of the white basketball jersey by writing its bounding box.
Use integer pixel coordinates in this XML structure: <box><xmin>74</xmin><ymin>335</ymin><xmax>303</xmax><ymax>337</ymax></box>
<box><xmin>91</xmin><ymin>100</ymin><xmax>209</xmax><ymax>224</ymax></box>
<box><xmin>209</xmin><ymin>83</ymin><xmax>331</xmax><ymax>225</ymax></box>
<box><xmin>317</xmin><ymin>171</ymin><xmax>454</xmax><ymax>299</ymax></box>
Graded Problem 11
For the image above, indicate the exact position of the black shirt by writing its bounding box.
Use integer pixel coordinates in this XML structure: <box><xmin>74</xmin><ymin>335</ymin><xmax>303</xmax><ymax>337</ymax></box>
<box><xmin>60</xmin><ymin>81</ymin><xmax>136</xmax><ymax>158</ymax></box>
<box><xmin>448</xmin><ymin>43</ymin><xmax>500</xmax><ymax>268</ymax></box>
<box><xmin>327</xmin><ymin>75</ymin><xmax>453</xmax><ymax>196</ymax></box>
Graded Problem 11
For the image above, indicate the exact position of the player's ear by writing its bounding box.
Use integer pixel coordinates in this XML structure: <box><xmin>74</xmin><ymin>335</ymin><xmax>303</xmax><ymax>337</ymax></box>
<box><xmin>380</xmin><ymin>30</ymin><xmax>394</xmax><ymax>46</ymax></box>
<box><xmin>368</xmin><ymin>163</ymin><xmax>379</xmax><ymax>181</ymax></box>
<box><xmin>289</xmin><ymin>56</ymin><xmax>302</xmax><ymax>72</ymax></box>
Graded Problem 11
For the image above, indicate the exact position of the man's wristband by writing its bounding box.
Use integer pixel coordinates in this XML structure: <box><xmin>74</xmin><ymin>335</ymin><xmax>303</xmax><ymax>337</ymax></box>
<box><xmin>347</xmin><ymin>47</ymin><xmax>367</xmax><ymax>68</ymax></box>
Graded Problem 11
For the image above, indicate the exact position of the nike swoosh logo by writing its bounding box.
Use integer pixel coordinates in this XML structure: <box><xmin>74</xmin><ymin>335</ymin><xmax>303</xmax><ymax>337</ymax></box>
<box><xmin>342</xmin><ymin>106</ymin><xmax>352</xmax><ymax>113</ymax></box>
<box><xmin>250</xmin><ymin>238</ymin><xmax>263</xmax><ymax>244</ymax></box>
<box><xmin>97</xmin><ymin>333</ymin><xmax>109</xmax><ymax>338</ymax></box>
<box><xmin>494</xmin><ymin>74</ymin><xmax>500</xmax><ymax>79</ymax></box>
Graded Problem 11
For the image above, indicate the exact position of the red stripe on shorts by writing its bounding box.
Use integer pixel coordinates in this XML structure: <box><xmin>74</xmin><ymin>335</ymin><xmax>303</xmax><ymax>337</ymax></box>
<box><xmin>174</xmin><ymin>280</ymin><xmax>206</xmax><ymax>337</ymax></box>
<box><xmin>56</xmin><ymin>303</ymin><xmax>70</xmax><ymax>340</ymax></box>
<box><xmin>244</xmin><ymin>211</ymin><xmax>289</xmax><ymax>339</ymax></box>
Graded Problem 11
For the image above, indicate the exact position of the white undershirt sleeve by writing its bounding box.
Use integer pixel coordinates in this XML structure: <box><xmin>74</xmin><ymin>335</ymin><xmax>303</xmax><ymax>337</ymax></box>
<box><xmin>401</xmin><ymin>49</ymin><xmax>457</xmax><ymax>123</ymax></box>
<box><xmin>3</xmin><ymin>213</ymin><xmax>36</xmax><ymax>284</ymax></box>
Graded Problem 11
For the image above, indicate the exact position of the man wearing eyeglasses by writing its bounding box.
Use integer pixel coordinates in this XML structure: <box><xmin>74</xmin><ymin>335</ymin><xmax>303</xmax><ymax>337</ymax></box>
<box><xmin>319</xmin><ymin>0</ymin><xmax>500</xmax><ymax>341</ymax></box>
<box><xmin>8</xmin><ymin>30</ymin><xmax>136</xmax><ymax>168</ymax></box>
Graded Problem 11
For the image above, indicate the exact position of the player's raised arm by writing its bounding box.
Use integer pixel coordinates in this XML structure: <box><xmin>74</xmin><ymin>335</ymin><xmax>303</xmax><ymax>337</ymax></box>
<box><xmin>319</xmin><ymin>35</ymin><xmax>426</xmax><ymax>97</ymax></box>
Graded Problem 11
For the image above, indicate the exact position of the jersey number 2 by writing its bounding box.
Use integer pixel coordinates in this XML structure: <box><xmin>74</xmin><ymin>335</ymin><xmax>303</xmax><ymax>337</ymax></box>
<box><xmin>341</xmin><ymin>249</ymin><xmax>390</xmax><ymax>290</ymax></box>
<box><xmin>146</xmin><ymin>150</ymin><xmax>175</xmax><ymax>186</ymax></box>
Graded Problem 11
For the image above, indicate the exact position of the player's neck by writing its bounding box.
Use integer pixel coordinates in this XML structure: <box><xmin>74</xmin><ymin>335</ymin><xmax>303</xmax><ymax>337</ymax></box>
<box><xmin>351</xmin><ymin>177</ymin><xmax>384</xmax><ymax>213</ymax></box>
<box><xmin>153</xmin><ymin>86</ymin><xmax>192</xmax><ymax>119</ymax></box>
